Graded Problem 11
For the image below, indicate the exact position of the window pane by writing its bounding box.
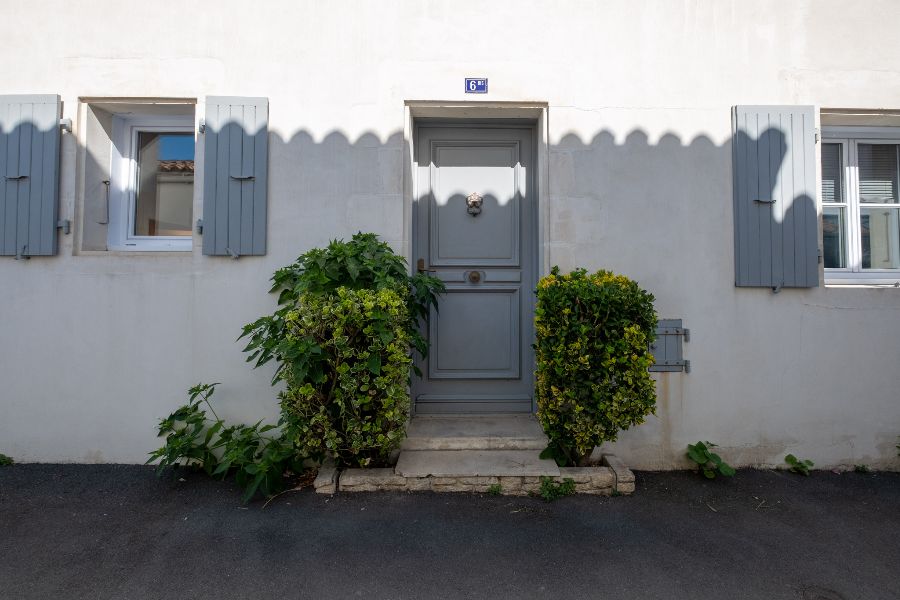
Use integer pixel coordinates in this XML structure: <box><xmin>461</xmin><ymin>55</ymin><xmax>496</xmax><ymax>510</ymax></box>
<box><xmin>860</xmin><ymin>207</ymin><xmax>900</xmax><ymax>269</ymax></box>
<box><xmin>134</xmin><ymin>132</ymin><xmax>194</xmax><ymax>236</ymax></box>
<box><xmin>858</xmin><ymin>143</ymin><xmax>899</xmax><ymax>204</ymax></box>
<box><xmin>821</xmin><ymin>143</ymin><xmax>843</xmax><ymax>203</ymax></box>
<box><xmin>822</xmin><ymin>206</ymin><xmax>847</xmax><ymax>268</ymax></box>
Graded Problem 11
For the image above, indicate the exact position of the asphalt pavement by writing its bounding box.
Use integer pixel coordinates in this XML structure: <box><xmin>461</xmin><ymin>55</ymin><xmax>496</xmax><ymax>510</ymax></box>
<box><xmin>1</xmin><ymin>465</ymin><xmax>897</xmax><ymax>599</ymax></box>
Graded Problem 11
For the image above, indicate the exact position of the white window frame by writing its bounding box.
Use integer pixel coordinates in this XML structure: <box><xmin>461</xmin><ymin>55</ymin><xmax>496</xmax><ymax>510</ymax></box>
<box><xmin>822</xmin><ymin>126</ymin><xmax>900</xmax><ymax>286</ymax></box>
<box><xmin>109</xmin><ymin>114</ymin><xmax>195</xmax><ymax>251</ymax></box>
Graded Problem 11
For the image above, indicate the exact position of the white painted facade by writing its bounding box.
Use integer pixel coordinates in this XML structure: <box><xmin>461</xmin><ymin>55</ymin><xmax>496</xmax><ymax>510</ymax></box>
<box><xmin>1</xmin><ymin>0</ymin><xmax>899</xmax><ymax>468</ymax></box>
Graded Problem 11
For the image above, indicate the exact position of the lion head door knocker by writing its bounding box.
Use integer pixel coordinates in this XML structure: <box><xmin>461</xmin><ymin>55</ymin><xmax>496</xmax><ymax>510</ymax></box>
<box><xmin>465</xmin><ymin>192</ymin><xmax>483</xmax><ymax>217</ymax></box>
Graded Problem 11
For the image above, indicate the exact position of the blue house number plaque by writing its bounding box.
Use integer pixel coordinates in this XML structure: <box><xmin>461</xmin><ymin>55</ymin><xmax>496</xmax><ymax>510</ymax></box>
<box><xmin>465</xmin><ymin>78</ymin><xmax>488</xmax><ymax>94</ymax></box>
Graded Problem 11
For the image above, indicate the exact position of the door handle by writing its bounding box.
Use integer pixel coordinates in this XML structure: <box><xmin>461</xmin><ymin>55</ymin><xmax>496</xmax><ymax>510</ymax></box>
<box><xmin>416</xmin><ymin>258</ymin><xmax>436</xmax><ymax>274</ymax></box>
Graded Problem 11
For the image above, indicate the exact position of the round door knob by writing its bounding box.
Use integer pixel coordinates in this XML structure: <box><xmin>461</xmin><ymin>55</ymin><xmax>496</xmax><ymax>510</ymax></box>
<box><xmin>468</xmin><ymin>271</ymin><xmax>482</xmax><ymax>284</ymax></box>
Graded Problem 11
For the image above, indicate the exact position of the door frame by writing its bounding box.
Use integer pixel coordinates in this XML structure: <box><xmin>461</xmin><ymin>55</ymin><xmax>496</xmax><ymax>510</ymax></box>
<box><xmin>403</xmin><ymin>102</ymin><xmax>550</xmax><ymax>413</ymax></box>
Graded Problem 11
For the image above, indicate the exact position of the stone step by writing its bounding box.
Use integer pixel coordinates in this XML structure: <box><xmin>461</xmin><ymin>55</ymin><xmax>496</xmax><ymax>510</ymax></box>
<box><xmin>401</xmin><ymin>415</ymin><xmax>549</xmax><ymax>451</ymax></box>
<box><xmin>395</xmin><ymin>449</ymin><xmax>560</xmax><ymax>478</ymax></box>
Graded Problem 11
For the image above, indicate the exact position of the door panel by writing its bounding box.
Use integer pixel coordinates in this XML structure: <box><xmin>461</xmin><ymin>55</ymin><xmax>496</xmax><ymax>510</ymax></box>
<box><xmin>429</xmin><ymin>286</ymin><xmax>520</xmax><ymax>379</ymax></box>
<box><xmin>431</xmin><ymin>143</ymin><xmax>520</xmax><ymax>266</ymax></box>
<box><xmin>413</xmin><ymin>125</ymin><xmax>536</xmax><ymax>414</ymax></box>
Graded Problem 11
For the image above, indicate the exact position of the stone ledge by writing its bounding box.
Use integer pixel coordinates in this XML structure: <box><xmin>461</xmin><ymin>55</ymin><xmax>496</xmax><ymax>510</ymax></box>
<box><xmin>313</xmin><ymin>461</ymin><xmax>338</xmax><ymax>495</ymax></box>
<box><xmin>339</xmin><ymin>468</ymin><xmax>408</xmax><ymax>492</ymax></box>
<box><xmin>332</xmin><ymin>457</ymin><xmax>632</xmax><ymax>496</ymax></box>
<box><xmin>601</xmin><ymin>454</ymin><xmax>636</xmax><ymax>495</ymax></box>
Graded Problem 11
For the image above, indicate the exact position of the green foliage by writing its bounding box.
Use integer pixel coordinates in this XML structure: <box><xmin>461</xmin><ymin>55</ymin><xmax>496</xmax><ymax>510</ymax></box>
<box><xmin>279</xmin><ymin>288</ymin><xmax>413</xmax><ymax>467</ymax></box>
<box><xmin>686</xmin><ymin>441</ymin><xmax>736</xmax><ymax>479</ymax></box>
<box><xmin>535</xmin><ymin>267</ymin><xmax>657</xmax><ymax>466</ymax></box>
<box><xmin>147</xmin><ymin>383</ymin><xmax>306</xmax><ymax>503</ymax></box>
<box><xmin>487</xmin><ymin>483</ymin><xmax>502</xmax><ymax>496</ymax></box>
<box><xmin>785</xmin><ymin>454</ymin><xmax>814</xmax><ymax>476</ymax></box>
<box><xmin>0</xmin><ymin>453</ymin><xmax>13</xmax><ymax>466</ymax></box>
<box><xmin>538</xmin><ymin>476</ymin><xmax>576</xmax><ymax>501</ymax></box>
<box><xmin>241</xmin><ymin>232</ymin><xmax>444</xmax><ymax>384</ymax></box>
<box><xmin>854</xmin><ymin>464</ymin><xmax>871</xmax><ymax>474</ymax></box>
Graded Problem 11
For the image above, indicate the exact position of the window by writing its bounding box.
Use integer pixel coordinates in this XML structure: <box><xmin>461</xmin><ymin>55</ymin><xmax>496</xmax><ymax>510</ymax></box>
<box><xmin>821</xmin><ymin>128</ymin><xmax>900</xmax><ymax>284</ymax></box>
<box><xmin>109</xmin><ymin>113</ymin><xmax>195</xmax><ymax>251</ymax></box>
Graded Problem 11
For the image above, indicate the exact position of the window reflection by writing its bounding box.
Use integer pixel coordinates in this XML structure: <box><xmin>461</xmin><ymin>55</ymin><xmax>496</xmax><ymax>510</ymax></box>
<box><xmin>134</xmin><ymin>132</ymin><xmax>194</xmax><ymax>237</ymax></box>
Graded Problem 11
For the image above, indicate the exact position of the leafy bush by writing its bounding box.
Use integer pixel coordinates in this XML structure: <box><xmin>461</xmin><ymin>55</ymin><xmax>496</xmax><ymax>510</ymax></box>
<box><xmin>785</xmin><ymin>453</ymin><xmax>814</xmax><ymax>476</ymax></box>
<box><xmin>279</xmin><ymin>288</ymin><xmax>413</xmax><ymax>467</ymax></box>
<box><xmin>0</xmin><ymin>453</ymin><xmax>13</xmax><ymax>466</ymax></box>
<box><xmin>241</xmin><ymin>234</ymin><xmax>443</xmax><ymax>468</ymax></box>
<box><xmin>535</xmin><ymin>267</ymin><xmax>657</xmax><ymax>466</ymax></box>
<box><xmin>686</xmin><ymin>441</ymin><xmax>736</xmax><ymax>479</ymax></box>
<box><xmin>148</xmin><ymin>383</ymin><xmax>306</xmax><ymax>503</ymax></box>
<box><xmin>241</xmin><ymin>233</ymin><xmax>444</xmax><ymax>383</ymax></box>
<box><xmin>538</xmin><ymin>476</ymin><xmax>576</xmax><ymax>501</ymax></box>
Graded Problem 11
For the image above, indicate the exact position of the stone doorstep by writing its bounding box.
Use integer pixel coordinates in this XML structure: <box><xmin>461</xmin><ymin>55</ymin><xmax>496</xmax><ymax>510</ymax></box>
<box><xmin>327</xmin><ymin>458</ymin><xmax>632</xmax><ymax>496</ymax></box>
<box><xmin>401</xmin><ymin>415</ymin><xmax>549</xmax><ymax>451</ymax></box>
<box><xmin>394</xmin><ymin>449</ymin><xmax>560</xmax><ymax>478</ymax></box>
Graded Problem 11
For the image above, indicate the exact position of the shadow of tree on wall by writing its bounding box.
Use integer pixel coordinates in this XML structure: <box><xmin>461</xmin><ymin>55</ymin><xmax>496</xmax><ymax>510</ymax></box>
<box><xmin>46</xmin><ymin>116</ymin><xmax>818</xmax><ymax>297</ymax></box>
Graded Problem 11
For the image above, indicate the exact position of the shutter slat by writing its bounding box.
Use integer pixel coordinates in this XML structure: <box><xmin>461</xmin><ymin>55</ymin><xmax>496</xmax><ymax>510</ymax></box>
<box><xmin>0</xmin><ymin>95</ymin><xmax>61</xmax><ymax>256</ymax></box>
<box><xmin>732</xmin><ymin>105</ymin><xmax>818</xmax><ymax>288</ymax></box>
<box><xmin>202</xmin><ymin>97</ymin><xmax>268</xmax><ymax>257</ymax></box>
<box><xmin>0</xmin><ymin>102</ymin><xmax>7</xmax><ymax>254</ymax></box>
<box><xmin>251</xmin><ymin>104</ymin><xmax>268</xmax><ymax>256</ymax></box>
<box><xmin>214</xmin><ymin>103</ymin><xmax>230</xmax><ymax>256</ymax></box>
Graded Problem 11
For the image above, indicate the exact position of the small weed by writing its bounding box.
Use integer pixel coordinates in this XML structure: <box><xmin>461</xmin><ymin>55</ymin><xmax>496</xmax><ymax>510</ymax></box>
<box><xmin>610</xmin><ymin>488</ymin><xmax>621</xmax><ymax>497</ymax></box>
<box><xmin>538</xmin><ymin>476</ymin><xmax>576</xmax><ymax>502</ymax></box>
<box><xmin>0</xmin><ymin>453</ymin><xmax>13</xmax><ymax>466</ymax></box>
<box><xmin>854</xmin><ymin>464</ymin><xmax>870</xmax><ymax>474</ymax></box>
<box><xmin>487</xmin><ymin>483</ymin><xmax>502</xmax><ymax>496</ymax></box>
<box><xmin>686</xmin><ymin>441</ymin><xmax>736</xmax><ymax>479</ymax></box>
<box><xmin>785</xmin><ymin>454</ymin><xmax>814</xmax><ymax>476</ymax></box>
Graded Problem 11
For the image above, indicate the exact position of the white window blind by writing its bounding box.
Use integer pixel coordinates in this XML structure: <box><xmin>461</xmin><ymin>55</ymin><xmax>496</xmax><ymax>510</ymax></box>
<box><xmin>858</xmin><ymin>143</ymin><xmax>898</xmax><ymax>204</ymax></box>
<box><xmin>821</xmin><ymin>143</ymin><xmax>843</xmax><ymax>203</ymax></box>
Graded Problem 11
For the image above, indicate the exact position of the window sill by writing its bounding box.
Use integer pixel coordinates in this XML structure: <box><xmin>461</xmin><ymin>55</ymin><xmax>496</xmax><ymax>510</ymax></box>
<box><xmin>825</xmin><ymin>279</ymin><xmax>900</xmax><ymax>288</ymax></box>
<box><xmin>78</xmin><ymin>248</ymin><xmax>194</xmax><ymax>257</ymax></box>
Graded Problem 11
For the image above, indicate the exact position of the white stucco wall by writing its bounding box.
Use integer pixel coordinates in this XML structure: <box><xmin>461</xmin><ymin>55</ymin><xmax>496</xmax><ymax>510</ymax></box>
<box><xmin>1</xmin><ymin>0</ymin><xmax>899</xmax><ymax>468</ymax></box>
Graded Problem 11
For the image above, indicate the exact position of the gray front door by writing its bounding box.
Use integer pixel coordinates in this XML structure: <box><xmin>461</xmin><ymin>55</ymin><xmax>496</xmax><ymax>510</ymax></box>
<box><xmin>412</xmin><ymin>124</ymin><xmax>536</xmax><ymax>414</ymax></box>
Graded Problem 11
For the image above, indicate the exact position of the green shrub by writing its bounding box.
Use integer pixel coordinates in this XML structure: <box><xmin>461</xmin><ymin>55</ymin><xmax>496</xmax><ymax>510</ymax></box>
<box><xmin>535</xmin><ymin>267</ymin><xmax>657</xmax><ymax>466</ymax></box>
<box><xmin>147</xmin><ymin>383</ymin><xmax>306</xmax><ymax>503</ymax></box>
<box><xmin>0</xmin><ymin>453</ymin><xmax>13</xmax><ymax>466</ymax></box>
<box><xmin>240</xmin><ymin>233</ymin><xmax>443</xmax><ymax>468</ymax></box>
<box><xmin>279</xmin><ymin>288</ymin><xmax>412</xmax><ymax>467</ymax></box>
<box><xmin>785</xmin><ymin>453</ymin><xmax>814</xmax><ymax>476</ymax></box>
<box><xmin>686</xmin><ymin>441</ymin><xmax>736</xmax><ymax>479</ymax></box>
<box><xmin>241</xmin><ymin>233</ymin><xmax>444</xmax><ymax>383</ymax></box>
<box><xmin>538</xmin><ymin>476</ymin><xmax>576</xmax><ymax>501</ymax></box>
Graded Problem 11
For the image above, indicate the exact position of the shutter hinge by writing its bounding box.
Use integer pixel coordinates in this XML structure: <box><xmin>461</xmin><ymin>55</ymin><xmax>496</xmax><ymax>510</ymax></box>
<box><xmin>59</xmin><ymin>118</ymin><xmax>72</xmax><ymax>133</ymax></box>
<box><xmin>818</xmin><ymin>247</ymin><xmax>823</xmax><ymax>264</ymax></box>
<box><xmin>14</xmin><ymin>245</ymin><xmax>29</xmax><ymax>260</ymax></box>
<box><xmin>198</xmin><ymin>118</ymin><xmax>206</xmax><ymax>134</ymax></box>
<box><xmin>196</xmin><ymin>219</ymin><xmax>203</xmax><ymax>234</ymax></box>
<box><xmin>814</xmin><ymin>128</ymin><xmax>820</xmax><ymax>143</ymax></box>
<box><xmin>56</xmin><ymin>219</ymin><xmax>70</xmax><ymax>235</ymax></box>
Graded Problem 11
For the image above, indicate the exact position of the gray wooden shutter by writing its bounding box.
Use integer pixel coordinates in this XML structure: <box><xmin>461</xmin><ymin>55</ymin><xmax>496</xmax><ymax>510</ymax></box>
<box><xmin>732</xmin><ymin>106</ymin><xmax>818</xmax><ymax>288</ymax></box>
<box><xmin>649</xmin><ymin>319</ymin><xmax>690</xmax><ymax>373</ymax></box>
<box><xmin>202</xmin><ymin>96</ymin><xmax>268</xmax><ymax>257</ymax></box>
<box><xmin>0</xmin><ymin>95</ymin><xmax>62</xmax><ymax>257</ymax></box>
